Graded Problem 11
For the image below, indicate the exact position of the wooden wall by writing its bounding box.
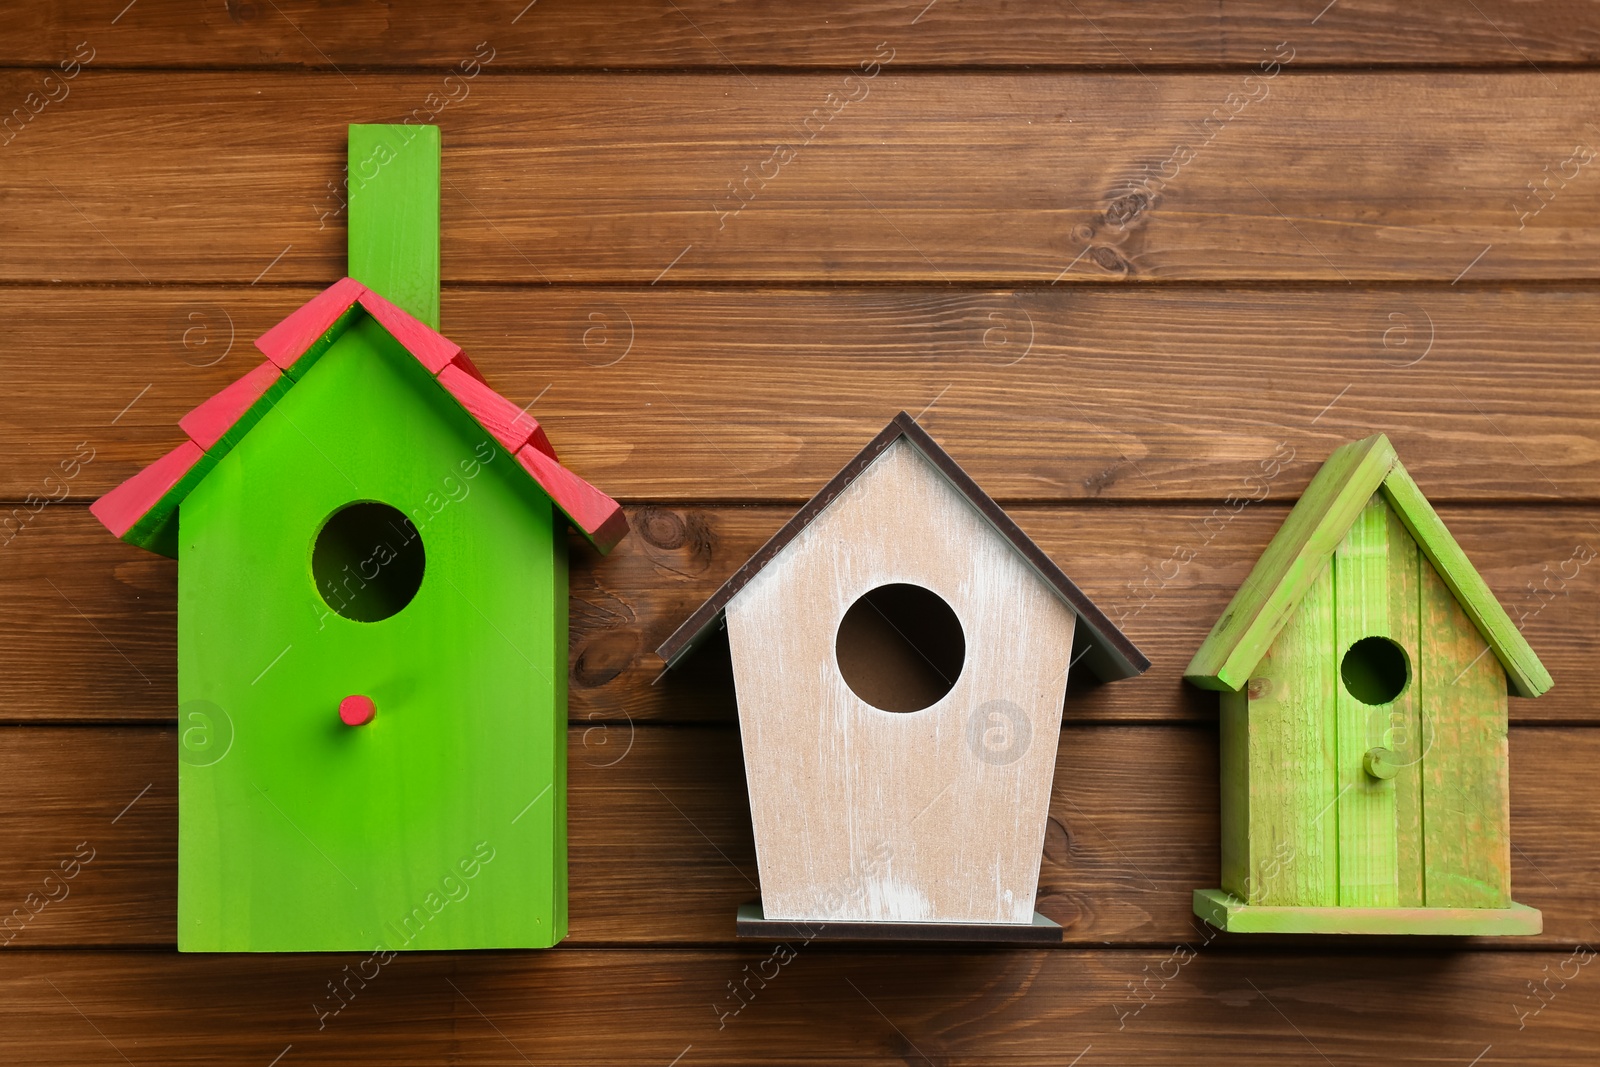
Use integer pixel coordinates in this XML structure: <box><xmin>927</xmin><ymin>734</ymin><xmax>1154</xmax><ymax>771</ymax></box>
<box><xmin>3</xmin><ymin>2</ymin><xmax>1599</xmax><ymax>1062</ymax></box>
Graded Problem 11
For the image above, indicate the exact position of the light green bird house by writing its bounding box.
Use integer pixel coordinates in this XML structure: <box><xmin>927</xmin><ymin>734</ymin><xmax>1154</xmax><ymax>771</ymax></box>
<box><xmin>90</xmin><ymin>126</ymin><xmax>627</xmax><ymax>952</ymax></box>
<box><xmin>1187</xmin><ymin>434</ymin><xmax>1549</xmax><ymax>935</ymax></box>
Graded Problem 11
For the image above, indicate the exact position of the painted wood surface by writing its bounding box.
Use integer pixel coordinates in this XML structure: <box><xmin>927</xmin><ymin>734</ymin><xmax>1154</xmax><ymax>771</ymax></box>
<box><xmin>178</xmin><ymin>316</ymin><xmax>567</xmax><ymax>950</ymax></box>
<box><xmin>1387</xmin><ymin>501</ymin><xmax>1425</xmax><ymax>907</ymax></box>
<box><xmin>1333</xmin><ymin>493</ymin><xmax>1401</xmax><ymax>908</ymax></box>
<box><xmin>1225</xmin><ymin>559</ymin><xmax>1338</xmax><ymax>907</ymax></box>
<box><xmin>1382</xmin><ymin>460</ymin><xmax>1553</xmax><ymax>696</ymax></box>
<box><xmin>725</xmin><ymin>438</ymin><xmax>1078</xmax><ymax>924</ymax></box>
<box><xmin>733</xmin><ymin>903</ymin><xmax>1064</xmax><ymax>943</ymax></box>
<box><xmin>1207</xmin><ymin>472</ymin><xmax>1535</xmax><ymax>927</ymax></box>
<box><xmin>346</xmin><ymin>125</ymin><xmax>441</xmax><ymax>329</ymax></box>
<box><xmin>1187</xmin><ymin>434</ymin><xmax>1396</xmax><ymax>692</ymax></box>
<box><xmin>1422</xmin><ymin>556</ymin><xmax>1514</xmax><ymax>909</ymax></box>
<box><xmin>1194</xmin><ymin>890</ymin><xmax>1541</xmax><ymax>935</ymax></box>
<box><xmin>1216</xmin><ymin>688</ymin><xmax>1252</xmax><ymax>903</ymax></box>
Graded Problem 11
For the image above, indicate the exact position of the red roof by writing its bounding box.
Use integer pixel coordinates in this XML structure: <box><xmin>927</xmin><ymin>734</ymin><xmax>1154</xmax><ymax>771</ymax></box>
<box><xmin>91</xmin><ymin>278</ymin><xmax>627</xmax><ymax>557</ymax></box>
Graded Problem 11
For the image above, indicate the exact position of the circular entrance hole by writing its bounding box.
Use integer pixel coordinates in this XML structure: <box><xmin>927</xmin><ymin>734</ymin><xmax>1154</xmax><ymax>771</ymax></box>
<box><xmin>834</xmin><ymin>583</ymin><xmax>965</xmax><ymax>713</ymax></box>
<box><xmin>312</xmin><ymin>502</ymin><xmax>426</xmax><ymax>623</ymax></box>
<box><xmin>1340</xmin><ymin>636</ymin><xmax>1410</xmax><ymax>706</ymax></box>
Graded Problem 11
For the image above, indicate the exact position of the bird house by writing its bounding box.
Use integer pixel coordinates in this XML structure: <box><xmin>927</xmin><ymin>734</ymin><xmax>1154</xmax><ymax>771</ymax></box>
<box><xmin>90</xmin><ymin>126</ymin><xmax>625</xmax><ymax>952</ymax></box>
<box><xmin>1187</xmin><ymin>434</ymin><xmax>1548</xmax><ymax>935</ymax></box>
<box><xmin>658</xmin><ymin>414</ymin><xmax>1148</xmax><ymax>941</ymax></box>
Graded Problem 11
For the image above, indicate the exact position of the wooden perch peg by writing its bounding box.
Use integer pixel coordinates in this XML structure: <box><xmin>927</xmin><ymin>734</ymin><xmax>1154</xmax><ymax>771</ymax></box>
<box><xmin>339</xmin><ymin>694</ymin><xmax>377</xmax><ymax>727</ymax></box>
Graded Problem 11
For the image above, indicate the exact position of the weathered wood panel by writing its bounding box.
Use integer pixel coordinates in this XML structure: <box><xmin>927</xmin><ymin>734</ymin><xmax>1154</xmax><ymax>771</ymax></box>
<box><xmin>8</xmin><ymin>503</ymin><xmax>1592</xmax><ymax>725</ymax></box>
<box><xmin>1422</xmin><ymin>556</ymin><xmax>1515</xmax><ymax>908</ymax></box>
<box><xmin>724</xmin><ymin>436</ymin><xmax>1079</xmax><ymax>925</ymax></box>
<box><xmin>4</xmin><ymin>74</ymin><xmax>1599</xmax><ymax>284</ymax></box>
<box><xmin>1333</xmin><ymin>494</ymin><xmax>1400</xmax><ymax>906</ymax></box>
<box><xmin>1230</xmin><ymin>558</ymin><xmax>1338</xmax><ymax>906</ymax></box>
<box><xmin>1389</xmin><ymin>501</ymin><xmax>1426</xmax><ymax>906</ymax></box>
<box><xmin>0</xmin><ymin>724</ymin><xmax>1591</xmax><ymax>950</ymax></box>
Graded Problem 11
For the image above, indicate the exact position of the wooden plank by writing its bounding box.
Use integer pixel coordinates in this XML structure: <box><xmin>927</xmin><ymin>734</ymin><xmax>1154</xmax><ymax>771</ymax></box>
<box><xmin>175</xmin><ymin>359</ymin><xmax>287</xmax><ymax>452</ymax></box>
<box><xmin>5</xmin><ymin>2</ymin><xmax>1600</xmax><ymax>69</ymax></box>
<box><xmin>253</xmin><ymin>276</ymin><xmax>366</xmax><ymax>369</ymax></box>
<box><xmin>0</xmin><ymin>723</ymin><xmax>1592</xmax><ymax>950</ymax></box>
<box><xmin>734</xmin><ymin>903</ymin><xmax>1064</xmax><ymax>943</ymax></box>
<box><xmin>1385</xmin><ymin>461</ymin><xmax>1553</xmax><ymax>696</ymax></box>
<box><xmin>1234</xmin><ymin>558</ymin><xmax>1338</xmax><ymax>907</ymax></box>
<box><xmin>1422</xmin><ymin>555</ymin><xmax>1514</xmax><ymax>908</ymax></box>
<box><xmin>0</xmin><ymin>945</ymin><xmax>1597</xmax><ymax>1064</ymax></box>
<box><xmin>724</xmin><ymin>437</ymin><xmax>1079</xmax><ymax>924</ymax></box>
<box><xmin>1333</xmin><ymin>493</ymin><xmax>1399</xmax><ymax>907</ymax></box>
<box><xmin>347</xmin><ymin>124</ymin><xmax>440</xmax><ymax>328</ymax></box>
<box><xmin>515</xmin><ymin>443</ymin><xmax>630</xmax><ymax>553</ymax></box>
<box><xmin>436</xmin><ymin>363</ymin><xmax>540</xmax><ymax>454</ymax></box>
<box><xmin>1216</xmin><ymin>688</ymin><xmax>1250</xmax><ymax>902</ymax></box>
<box><xmin>84</xmin><ymin>439</ymin><xmax>207</xmax><ymax>557</ymax></box>
<box><xmin>1186</xmin><ymin>434</ymin><xmax>1395</xmax><ymax>692</ymax></box>
<box><xmin>11</xmin><ymin>501</ymin><xmax>1597</xmax><ymax>726</ymax></box>
<box><xmin>7</xmin><ymin>73</ymin><xmax>1600</xmax><ymax>284</ymax></box>
<box><xmin>355</xmin><ymin>288</ymin><xmax>461</xmax><ymax>372</ymax></box>
<box><xmin>1387</xmin><ymin>502</ymin><xmax>1425</xmax><ymax>907</ymax></box>
<box><xmin>12</xmin><ymin>285</ymin><xmax>1600</xmax><ymax>504</ymax></box>
<box><xmin>1195</xmin><ymin>892</ymin><xmax>1540</xmax><ymax>935</ymax></box>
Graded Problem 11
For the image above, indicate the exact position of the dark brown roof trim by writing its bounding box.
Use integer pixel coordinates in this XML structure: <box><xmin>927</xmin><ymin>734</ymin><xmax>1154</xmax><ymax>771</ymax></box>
<box><xmin>655</xmin><ymin>412</ymin><xmax>1149</xmax><ymax>682</ymax></box>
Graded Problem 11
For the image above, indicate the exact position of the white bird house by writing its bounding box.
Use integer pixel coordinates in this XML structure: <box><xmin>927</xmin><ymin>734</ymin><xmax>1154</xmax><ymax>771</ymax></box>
<box><xmin>657</xmin><ymin>414</ymin><xmax>1147</xmax><ymax>941</ymax></box>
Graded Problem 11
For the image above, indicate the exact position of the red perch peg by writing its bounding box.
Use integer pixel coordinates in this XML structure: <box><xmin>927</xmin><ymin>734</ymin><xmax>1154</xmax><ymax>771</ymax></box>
<box><xmin>339</xmin><ymin>694</ymin><xmax>377</xmax><ymax>727</ymax></box>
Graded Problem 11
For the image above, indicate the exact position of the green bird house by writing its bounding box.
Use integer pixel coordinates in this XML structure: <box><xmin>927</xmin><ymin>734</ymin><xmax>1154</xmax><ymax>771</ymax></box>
<box><xmin>1187</xmin><ymin>433</ymin><xmax>1548</xmax><ymax>935</ymax></box>
<box><xmin>91</xmin><ymin>126</ymin><xmax>626</xmax><ymax>952</ymax></box>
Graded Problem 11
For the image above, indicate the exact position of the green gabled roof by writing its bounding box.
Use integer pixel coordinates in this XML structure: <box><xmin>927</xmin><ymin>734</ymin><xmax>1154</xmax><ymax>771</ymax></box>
<box><xmin>1185</xmin><ymin>434</ymin><xmax>1551</xmax><ymax>699</ymax></box>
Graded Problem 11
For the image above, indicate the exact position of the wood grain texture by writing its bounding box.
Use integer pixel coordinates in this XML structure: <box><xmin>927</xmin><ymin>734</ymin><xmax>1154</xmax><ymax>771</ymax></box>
<box><xmin>3</xmin><ymin>8</ymin><xmax>1595</xmax><ymax>1056</ymax></box>
<box><xmin>1333</xmin><ymin>493</ymin><xmax>1400</xmax><ymax>907</ymax></box>
<box><xmin>346</xmin><ymin>124</ymin><xmax>441</xmax><ymax>328</ymax></box>
<box><xmin>3</xmin><ymin>945</ymin><xmax>1598</xmax><ymax>1063</ymax></box>
<box><xmin>5</xmin><ymin>947</ymin><xmax>1597</xmax><ymax>1065</ymax></box>
<box><xmin>6</xmin><ymin>74</ymin><xmax>1600</xmax><ymax>284</ymax></box>
<box><xmin>1188</xmin><ymin>433</ymin><xmax>1396</xmax><ymax>692</ymax></box>
<box><xmin>10</xmin><ymin>286</ymin><xmax>1600</xmax><ymax>505</ymax></box>
<box><xmin>1194</xmin><ymin>892</ymin><xmax>1541</xmax><ymax>935</ymax></box>
<box><xmin>1229</xmin><ymin>556</ymin><xmax>1338</xmax><ymax>907</ymax></box>
<box><xmin>1216</xmin><ymin>688</ymin><xmax>1252</xmax><ymax>902</ymax></box>
<box><xmin>1383</xmin><ymin>459</ymin><xmax>1555</xmax><ymax>696</ymax></box>
<box><xmin>5</xmin><ymin>1</ymin><xmax>1600</xmax><ymax>69</ymax></box>
<box><xmin>10</xmin><ymin>501</ymin><xmax>1594</xmax><ymax>726</ymax></box>
<box><xmin>0</xmin><ymin>723</ymin><xmax>1592</xmax><ymax>950</ymax></box>
<box><xmin>1422</xmin><ymin>556</ymin><xmax>1515</xmax><ymax>909</ymax></box>
<box><xmin>726</xmin><ymin>438</ymin><xmax>1079</xmax><ymax>924</ymax></box>
<box><xmin>1388</xmin><ymin>500</ymin><xmax>1425</xmax><ymax>907</ymax></box>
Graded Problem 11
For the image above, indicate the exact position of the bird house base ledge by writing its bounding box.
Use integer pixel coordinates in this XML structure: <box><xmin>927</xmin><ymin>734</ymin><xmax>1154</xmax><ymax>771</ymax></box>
<box><xmin>736</xmin><ymin>902</ymin><xmax>1063</xmax><ymax>944</ymax></box>
<box><xmin>1193</xmin><ymin>889</ymin><xmax>1543</xmax><ymax>936</ymax></box>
